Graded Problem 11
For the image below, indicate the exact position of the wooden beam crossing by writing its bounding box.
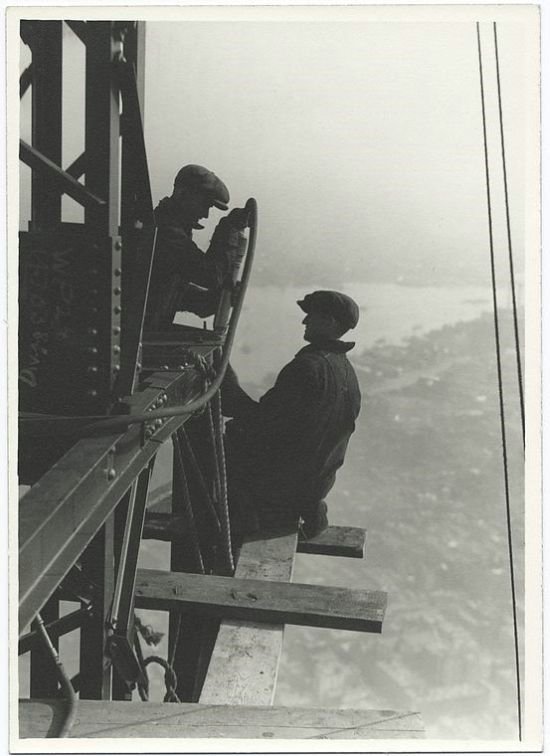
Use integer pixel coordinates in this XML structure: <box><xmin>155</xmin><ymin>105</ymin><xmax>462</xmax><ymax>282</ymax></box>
<box><xmin>200</xmin><ymin>530</ymin><xmax>296</xmax><ymax>705</ymax></box>
<box><xmin>298</xmin><ymin>525</ymin><xmax>366</xmax><ymax>558</ymax></box>
<box><xmin>135</xmin><ymin>568</ymin><xmax>386</xmax><ymax>633</ymax></box>
<box><xmin>18</xmin><ymin>700</ymin><xmax>425</xmax><ymax>739</ymax></box>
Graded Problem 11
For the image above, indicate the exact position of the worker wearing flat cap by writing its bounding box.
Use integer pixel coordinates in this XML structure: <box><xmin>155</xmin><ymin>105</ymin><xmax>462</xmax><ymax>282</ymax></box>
<box><xmin>222</xmin><ymin>290</ymin><xmax>361</xmax><ymax>539</ymax></box>
<box><xmin>145</xmin><ymin>164</ymin><xmax>250</xmax><ymax>329</ymax></box>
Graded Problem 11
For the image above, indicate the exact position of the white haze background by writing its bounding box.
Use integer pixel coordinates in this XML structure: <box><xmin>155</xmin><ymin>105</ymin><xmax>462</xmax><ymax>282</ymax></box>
<box><xmin>17</xmin><ymin>6</ymin><xmax>539</xmax><ymax>743</ymax></box>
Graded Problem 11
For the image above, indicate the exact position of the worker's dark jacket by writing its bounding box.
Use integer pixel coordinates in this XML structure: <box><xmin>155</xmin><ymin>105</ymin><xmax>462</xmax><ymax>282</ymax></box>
<box><xmin>222</xmin><ymin>339</ymin><xmax>362</xmax><ymax>535</ymax></box>
<box><xmin>145</xmin><ymin>196</ymin><xmax>243</xmax><ymax>329</ymax></box>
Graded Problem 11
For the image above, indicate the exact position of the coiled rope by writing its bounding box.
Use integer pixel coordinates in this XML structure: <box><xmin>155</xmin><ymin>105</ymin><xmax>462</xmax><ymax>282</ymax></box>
<box><xmin>476</xmin><ymin>21</ymin><xmax>522</xmax><ymax>741</ymax></box>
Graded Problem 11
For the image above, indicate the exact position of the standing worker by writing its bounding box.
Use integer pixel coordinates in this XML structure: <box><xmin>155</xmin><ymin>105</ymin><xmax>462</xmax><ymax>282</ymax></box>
<box><xmin>145</xmin><ymin>164</ymin><xmax>250</xmax><ymax>329</ymax></box>
<box><xmin>222</xmin><ymin>290</ymin><xmax>362</xmax><ymax>539</ymax></box>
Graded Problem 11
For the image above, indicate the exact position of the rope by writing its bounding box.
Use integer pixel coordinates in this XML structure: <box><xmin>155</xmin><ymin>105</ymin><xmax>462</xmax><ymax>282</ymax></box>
<box><xmin>142</xmin><ymin>656</ymin><xmax>181</xmax><ymax>703</ymax></box>
<box><xmin>477</xmin><ymin>22</ymin><xmax>522</xmax><ymax>740</ymax></box>
<box><xmin>178</xmin><ymin>427</ymin><xmax>221</xmax><ymax>535</ymax></box>
<box><xmin>35</xmin><ymin>612</ymin><xmax>77</xmax><ymax>738</ymax></box>
<box><xmin>493</xmin><ymin>22</ymin><xmax>525</xmax><ymax>446</ymax></box>
<box><xmin>172</xmin><ymin>432</ymin><xmax>205</xmax><ymax>574</ymax></box>
<box><xmin>207</xmin><ymin>397</ymin><xmax>234</xmax><ymax>574</ymax></box>
<box><xmin>135</xmin><ymin>615</ymin><xmax>164</xmax><ymax>647</ymax></box>
<box><xmin>19</xmin><ymin>198</ymin><xmax>258</xmax><ymax>436</ymax></box>
<box><xmin>213</xmin><ymin>387</ymin><xmax>234</xmax><ymax>574</ymax></box>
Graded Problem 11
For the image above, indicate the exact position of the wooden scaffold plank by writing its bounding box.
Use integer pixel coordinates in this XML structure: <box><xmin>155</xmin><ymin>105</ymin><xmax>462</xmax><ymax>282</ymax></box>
<box><xmin>298</xmin><ymin>525</ymin><xmax>367</xmax><ymax>558</ymax></box>
<box><xmin>135</xmin><ymin>568</ymin><xmax>387</xmax><ymax>633</ymax></box>
<box><xmin>19</xmin><ymin>700</ymin><xmax>425</xmax><ymax>739</ymax></box>
<box><xmin>200</xmin><ymin>529</ymin><xmax>296</xmax><ymax>705</ymax></box>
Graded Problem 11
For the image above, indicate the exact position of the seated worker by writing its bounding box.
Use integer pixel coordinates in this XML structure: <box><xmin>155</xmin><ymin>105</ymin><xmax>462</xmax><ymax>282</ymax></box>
<box><xmin>222</xmin><ymin>290</ymin><xmax>362</xmax><ymax>539</ymax></box>
<box><xmin>145</xmin><ymin>164</ymin><xmax>249</xmax><ymax>330</ymax></box>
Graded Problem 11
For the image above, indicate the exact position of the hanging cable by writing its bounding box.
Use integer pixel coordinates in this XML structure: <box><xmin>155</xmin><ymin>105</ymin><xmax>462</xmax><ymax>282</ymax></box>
<box><xmin>477</xmin><ymin>22</ymin><xmax>522</xmax><ymax>741</ymax></box>
<box><xmin>19</xmin><ymin>198</ymin><xmax>258</xmax><ymax>436</ymax></box>
<box><xmin>493</xmin><ymin>22</ymin><xmax>525</xmax><ymax>446</ymax></box>
<box><xmin>34</xmin><ymin>613</ymin><xmax>77</xmax><ymax>738</ymax></box>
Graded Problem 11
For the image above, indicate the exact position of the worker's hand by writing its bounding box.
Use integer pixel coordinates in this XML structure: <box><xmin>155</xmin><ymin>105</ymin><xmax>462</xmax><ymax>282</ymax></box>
<box><xmin>226</xmin><ymin>206</ymin><xmax>250</xmax><ymax>230</ymax></box>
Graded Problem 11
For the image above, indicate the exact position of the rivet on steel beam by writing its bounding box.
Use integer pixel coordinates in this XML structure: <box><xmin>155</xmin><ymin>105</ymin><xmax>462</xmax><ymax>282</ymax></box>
<box><xmin>112</xmin><ymin>365</ymin><xmax>120</xmax><ymax>373</ymax></box>
<box><xmin>162</xmin><ymin>365</ymin><xmax>169</xmax><ymax>371</ymax></box>
<box><xmin>114</xmin><ymin>306</ymin><xmax>122</xmax><ymax>315</ymax></box>
<box><xmin>87</xmin><ymin>365</ymin><xmax>99</xmax><ymax>375</ymax></box>
<box><xmin>114</xmin><ymin>268</ymin><xmax>122</xmax><ymax>277</ymax></box>
<box><xmin>136</xmin><ymin>362</ymin><xmax>142</xmax><ymax>371</ymax></box>
<box><xmin>113</xmin><ymin>345</ymin><xmax>121</xmax><ymax>355</ymax></box>
<box><xmin>88</xmin><ymin>328</ymin><xmax>98</xmax><ymax>337</ymax></box>
<box><xmin>107</xmin><ymin>468</ymin><xmax>116</xmax><ymax>481</ymax></box>
<box><xmin>87</xmin><ymin>347</ymin><xmax>98</xmax><ymax>355</ymax></box>
<box><xmin>114</xmin><ymin>240</ymin><xmax>122</xmax><ymax>251</ymax></box>
<box><xmin>113</xmin><ymin>326</ymin><xmax>121</xmax><ymax>335</ymax></box>
<box><xmin>87</xmin><ymin>389</ymin><xmax>98</xmax><ymax>398</ymax></box>
<box><xmin>114</xmin><ymin>287</ymin><xmax>122</xmax><ymax>295</ymax></box>
<box><xmin>155</xmin><ymin>419</ymin><xmax>163</xmax><ymax>428</ymax></box>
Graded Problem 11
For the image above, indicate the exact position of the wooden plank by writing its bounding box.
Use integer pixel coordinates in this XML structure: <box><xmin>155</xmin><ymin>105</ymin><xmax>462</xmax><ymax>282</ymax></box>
<box><xmin>19</xmin><ymin>700</ymin><xmax>425</xmax><ymax>739</ymax></box>
<box><xmin>200</xmin><ymin>530</ymin><xmax>297</xmax><ymax>705</ymax></box>
<box><xmin>135</xmin><ymin>568</ymin><xmax>386</xmax><ymax>633</ymax></box>
<box><xmin>298</xmin><ymin>525</ymin><xmax>366</xmax><ymax>558</ymax></box>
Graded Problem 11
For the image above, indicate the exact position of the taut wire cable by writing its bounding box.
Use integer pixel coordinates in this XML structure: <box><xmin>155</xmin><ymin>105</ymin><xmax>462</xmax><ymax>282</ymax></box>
<box><xmin>476</xmin><ymin>21</ymin><xmax>522</xmax><ymax>741</ymax></box>
<box><xmin>493</xmin><ymin>21</ymin><xmax>526</xmax><ymax>446</ymax></box>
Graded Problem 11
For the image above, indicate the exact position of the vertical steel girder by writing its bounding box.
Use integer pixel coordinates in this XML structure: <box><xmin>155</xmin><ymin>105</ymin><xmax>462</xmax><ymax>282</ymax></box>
<box><xmin>85</xmin><ymin>21</ymin><xmax>120</xmax><ymax>234</ymax></box>
<box><xmin>28</xmin><ymin>20</ymin><xmax>63</xmax><ymax>229</ymax></box>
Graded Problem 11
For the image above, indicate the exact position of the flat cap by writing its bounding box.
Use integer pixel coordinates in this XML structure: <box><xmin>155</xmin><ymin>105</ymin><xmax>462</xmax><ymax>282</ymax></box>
<box><xmin>174</xmin><ymin>164</ymin><xmax>230</xmax><ymax>210</ymax></box>
<box><xmin>297</xmin><ymin>290</ymin><xmax>360</xmax><ymax>331</ymax></box>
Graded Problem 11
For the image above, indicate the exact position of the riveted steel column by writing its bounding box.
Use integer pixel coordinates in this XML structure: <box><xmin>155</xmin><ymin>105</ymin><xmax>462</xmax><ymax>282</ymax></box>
<box><xmin>84</xmin><ymin>21</ymin><xmax>120</xmax><ymax>234</ymax></box>
<box><xmin>79</xmin><ymin>518</ymin><xmax>115</xmax><ymax>700</ymax></box>
<box><xmin>24</xmin><ymin>20</ymin><xmax>63</xmax><ymax>696</ymax></box>
<box><xmin>80</xmin><ymin>21</ymin><xmax>120</xmax><ymax>700</ymax></box>
<box><xmin>28</xmin><ymin>20</ymin><xmax>63</xmax><ymax>229</ymax></box>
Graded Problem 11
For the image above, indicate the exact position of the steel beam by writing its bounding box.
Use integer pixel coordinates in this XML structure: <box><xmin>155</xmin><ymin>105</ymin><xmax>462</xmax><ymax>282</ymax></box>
<box><xmin>85</xmin><ymin>22</ymin><xmax>120</xmax><ymax>234</ymax></box>
<box><xmin>29</xmin><ymin>20</ymin><xmax>62</xmax><ymax>229</ymax></box>
<box><xmin>19</xmin><ymin>367</ymin><xmax>207</xmax><ymax>631</ymax></box>
<box><xmin>20</xmin><ymin>64</ymin><xmax>32</xmax><ymax>99</ymax></box>
<box><xmin>65</xmin><ymin>19</ymin><xmax>88</xmax><ymax>45</ymax></box>
<box><xmin>79</xmin><ymin>521</ymin><xmax>115</xmax><ymax>699</ymax></box>
<box><xmin>20</xmin><ymin>140</ymin><xmax>105</xmax><ymax>208</ymax></box>
<box><xmin>19</xmin><ymin>606</ymin><xmax>91</xmax><ymax>656</ymax></box>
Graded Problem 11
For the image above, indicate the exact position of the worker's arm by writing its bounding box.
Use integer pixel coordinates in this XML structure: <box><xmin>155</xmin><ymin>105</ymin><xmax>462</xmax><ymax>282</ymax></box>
<box><xmin>221</xmin><ymin>364</ymin><xmax>259</xmax><ymax>418</ymax></box>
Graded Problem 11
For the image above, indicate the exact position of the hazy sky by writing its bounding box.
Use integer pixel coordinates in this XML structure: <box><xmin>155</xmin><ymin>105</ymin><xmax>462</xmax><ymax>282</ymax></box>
<box><xmin>19</xmin><ymin>7</ymin><xmax>538</xmax><ymax>286</ymax></box>
<box><xmin>141</xmin><ymin>10</ymin><xmax>535</xmax><ymax>285</ymax></box>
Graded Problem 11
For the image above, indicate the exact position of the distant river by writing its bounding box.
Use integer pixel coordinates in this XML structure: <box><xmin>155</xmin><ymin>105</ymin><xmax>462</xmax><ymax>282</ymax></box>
<box><xmin>218</xmin><ymin>281</ymin><xmax>503</xmax><ymax>387</ymax></box>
